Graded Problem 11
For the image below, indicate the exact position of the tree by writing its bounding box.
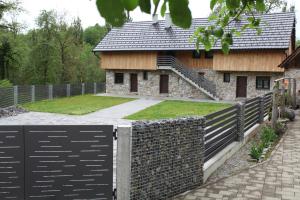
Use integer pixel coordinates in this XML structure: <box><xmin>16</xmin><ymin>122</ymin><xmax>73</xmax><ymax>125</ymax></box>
<box><xmin>83</xmin><ymin>24</ymin><xmax>108</xmax><ymax>46</ymax></box>
<box><xmin>95</xmin><ymin>0</ymin><xmax>295</xmax><ymax>54</ymax></box>
<box><xmin>0</xmin><ymin>0</ymin><xmax>21</xmax><ymax>30</ymax></box>
<box><xmin>0</xmin><ymin>36</ymin><xmax>17</xmax><ymax>79</ymax></box>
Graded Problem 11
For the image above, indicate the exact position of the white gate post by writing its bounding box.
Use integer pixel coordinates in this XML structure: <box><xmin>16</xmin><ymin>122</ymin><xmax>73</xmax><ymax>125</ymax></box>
<box><xmin>117</xmin><ymin>125</ymin><xmax>132</xmax><ymax>200</ymax></box>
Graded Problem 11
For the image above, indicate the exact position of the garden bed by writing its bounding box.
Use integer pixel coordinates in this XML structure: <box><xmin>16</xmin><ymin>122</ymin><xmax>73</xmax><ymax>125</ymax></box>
<box><xmin>206</xmin><ymin>121</ymin><xmax>286</xmax><ymax>184</ymax></box>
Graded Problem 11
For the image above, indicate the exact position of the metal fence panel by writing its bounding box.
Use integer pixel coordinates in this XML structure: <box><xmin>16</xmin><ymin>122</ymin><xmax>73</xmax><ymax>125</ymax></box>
<box><xmin>35</xmin><ymin>85</ymin><xmax>49</xmax><ymax>102</ymax></box>
<box><xmin>53</xmin><ymin>84</ymin><xmax>67</xmax><ymax>98</ymax></box>
<box><xmin>24</xmin><ymin>125</ymin><xmax>113</xmax><ymax>200</ymax></box>
<box><xmin>85</xmin><ymin>82</ymin><xmax>94</xmax><ymax>94</ymax></box>
<box><xmin>0</xmin><ymin>126</ymin><xmax>25</xmax><ymax>200</ymax></box>
<box><xmin>70</xmin><ymin>83</ymin><xmax>82</xmax><ymax>96</ymax></box>
<box><xmin>18</xmin><ymin>85</ymin><xmax>32</xmax><ymax>104</ymax></box>
<box><xmin>97</xmin><ymin>82</ymin><xmax>106</xmax><ymax>93</ymax></box>
<box><xmin>204</xmin><ymin>105</ymin><xmax>238</xmax><ymax>162</ymax></box>
<box><xmin>244</xmin><ymin>97</ymin><xmax>261</xmax><ymax>132</ymax></box>
<box><xmin>0</xmin><ymin>87</ymin><xmax>14</xmax><ymax>108</ymax></box>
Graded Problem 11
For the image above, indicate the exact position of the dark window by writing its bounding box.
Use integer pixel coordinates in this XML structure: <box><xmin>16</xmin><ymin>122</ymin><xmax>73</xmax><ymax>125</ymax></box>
<box><xmin>192</xmin><ymin>50</ymin><xmax>201</xmax><ymax>59</ymax></box>
<box><xmin>223</xmin><ymin>73</ymin><xmax>230</xmax><ymax>83</ymax></box>
<box><xmin>256</xmin><ymin>76</ymin><xmax>270</xmax><ymax>90</ymax></box>
<box><xmin>143</xmin><ymin>71</ymin><xmax>148</xmax><ymax>80</ymax></box>
<box><xmin>205</xmin><ymin>51</ymin><xmax>214</xmax><ymax>59</ymax></box>
<box><xmin>114</xmin><ymin>73</ymin><xmax>124</xmax><ymax>84</ymax></box>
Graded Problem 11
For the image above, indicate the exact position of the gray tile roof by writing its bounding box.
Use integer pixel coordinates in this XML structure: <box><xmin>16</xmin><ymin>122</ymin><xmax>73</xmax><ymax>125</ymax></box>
<box><xmin>93</xmin><ymin>12</ymin><xmax>295</xmax><ymax>52</ymax></box>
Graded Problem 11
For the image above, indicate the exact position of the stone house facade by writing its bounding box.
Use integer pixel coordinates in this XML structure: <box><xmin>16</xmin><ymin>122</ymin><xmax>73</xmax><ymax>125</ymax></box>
<box><xmin>94</xmin><ymin>12</ymin><xmax>296</xmax><ymax>101</ymax></box>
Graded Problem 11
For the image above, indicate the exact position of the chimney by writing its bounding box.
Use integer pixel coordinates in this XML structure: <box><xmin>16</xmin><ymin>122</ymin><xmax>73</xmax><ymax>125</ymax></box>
<box><xmin>152</xmin><ymin>14</ymin><xmax>158</xmax><ymax>24</ymax></box>
<box><xmin>165</xmin><ymin>13</ymin><xmax>172</xmax><ymax>29</ymax></box>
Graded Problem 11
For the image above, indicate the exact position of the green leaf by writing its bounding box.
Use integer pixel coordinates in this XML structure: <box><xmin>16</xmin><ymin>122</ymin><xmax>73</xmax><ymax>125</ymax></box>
<box><xmin>210</xmin><ymin>0</ymin><xmax>218</xmax><ymax>10</ymax></box>
<box><xmin>222</xmin><ymin>42</ymin><xmax>230</xmax><ymax>54</ymax></box>
<box><xmin>122</xmin><ymin>0</ymin><xmax>139</xmax><ymax>10</ymax></box>
<box><xmin>139</xmin><ymin>0</ymin><xmax>151</xmax><ymax>13</ymax></box>
<box><xmin>256</xmin><ymin>0</ymin><xmax>265</xmax><ymax>11</ymax></box>
<box><xmin>169</xmin><ymin>0</ymin><xmax>192</xmax><ymax>28</ymax></box>
<box><xmin>214</xmin><ymin>28</ymin><xmax>224</xmax><ymax>38</ymax></box>
<box><xmin>161</xmin><ymin>0</ymin><xmax>167</xmax><ymax>17</ymax></box>
<box><xmin>96</xmin><ymin>0</ymin><xmax>126</xmax><ymax>27</ymax></box>
<box><xmin>226</xmin><ymin>0</ymin><xmax>240</xmax><ymax>10</ymax></box>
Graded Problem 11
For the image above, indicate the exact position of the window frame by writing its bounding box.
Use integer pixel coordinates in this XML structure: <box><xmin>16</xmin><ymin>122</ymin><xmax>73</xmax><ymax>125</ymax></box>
<box><xmin>256</xmin><ymin>76</ymin><xmax>271</xmax><ymax>90</ymax></box>
<box><xmin>223</xmin><ymin>73</ymin><xmax>230</xmax><ymax>83</ymax></box>
<box><xmin>114</xmin><ymin>73</ymin><xmax>124</xmax><ymax>84</ymax></box>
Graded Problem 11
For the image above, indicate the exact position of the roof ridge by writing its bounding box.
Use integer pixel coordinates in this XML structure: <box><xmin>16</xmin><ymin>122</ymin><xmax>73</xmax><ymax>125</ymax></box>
<box><xmin>123</xmin><ymin>11</ymin><xmax>295</xmax><ymax>25</ymax></box>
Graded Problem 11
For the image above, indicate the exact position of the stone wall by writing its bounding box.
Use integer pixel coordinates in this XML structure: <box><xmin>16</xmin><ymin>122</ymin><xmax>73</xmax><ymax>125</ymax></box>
<box><xmin>105</xmin><ymin>70</ymin><xmax>210</xmax><ymax>99</ymax></box>
<box><xmin>285</xmin><ymin>68</ymin><xmax>300</xmax><ymax>96</ymax></box>
<box><xmin>200</xmin><ymin>69</ymin><xmax>283</xmax><ymax>101</ymax></box>
<box><xmin>105</xmin><ymin>69</ymin><xmax>282</xmax><ymax>101</ymax></box>
<box><xmin>130</xmin><ymin>118</ymin><xmax>205</xmax><ymax>200</ymax></box>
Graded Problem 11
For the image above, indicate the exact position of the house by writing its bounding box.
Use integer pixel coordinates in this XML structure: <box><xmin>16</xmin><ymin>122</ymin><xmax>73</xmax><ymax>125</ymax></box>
<box><xmin>279</xmin><ymin>46</ymin><xmax>300</xmax><ymax>97</ymax></box>
<box><xmin>93</xmin><ymin>12</ymin><xmax>296</xmax><ymax>101</ymax></box>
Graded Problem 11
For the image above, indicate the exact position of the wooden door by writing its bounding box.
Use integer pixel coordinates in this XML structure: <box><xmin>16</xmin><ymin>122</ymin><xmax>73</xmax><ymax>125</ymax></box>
<box><xmin>160</xmin><ymin>75</ymin><xmax>169</xmax><ymax>94</ymax></box>
<box><xmin>130</xmin><ymin>73</ymin><xmax>138</xmax><ymax>92</ymax></box>
<box><xmin>236</xmin><ymin>76</ymin><xmax>247</xmax><ymax>98</ymax></box>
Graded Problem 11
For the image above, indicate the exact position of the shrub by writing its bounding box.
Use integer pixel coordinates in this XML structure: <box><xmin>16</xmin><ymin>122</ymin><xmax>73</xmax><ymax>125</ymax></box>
<box><xmin>250</xmin><ymin>143</ymin><xmax>262</xmax><ymax>161</ymax></box>
<box><xmin>0</xmin><ymin>79</ymin><xmax>13</xmax><ymax>88</ymax></box>
<box><xmin>274</xmin><ymin>121</ymin><xmax>286</xmax><ymax>135</ymax></box>
<box><xmin>260</xmin><ymin>126</ymin><xmax>277</xmax><ymax>147</ymax></box>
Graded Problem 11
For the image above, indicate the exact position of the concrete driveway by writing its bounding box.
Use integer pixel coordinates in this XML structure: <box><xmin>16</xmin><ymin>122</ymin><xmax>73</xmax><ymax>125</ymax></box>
<box><xmin>0</xmin><ymin>98</ymin><xmax>162</xmax><ymax>126</ymax></box>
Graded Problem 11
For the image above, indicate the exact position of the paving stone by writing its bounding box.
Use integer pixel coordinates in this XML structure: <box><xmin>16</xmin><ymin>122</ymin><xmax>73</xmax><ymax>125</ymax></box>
<box><xmin>175</xmin><ymin>111</ymin><xmax>300</xmax><ymax>200</ymax></box>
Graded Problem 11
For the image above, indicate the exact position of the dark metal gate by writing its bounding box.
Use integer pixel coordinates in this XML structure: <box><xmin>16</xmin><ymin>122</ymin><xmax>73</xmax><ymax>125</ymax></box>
<box><xmin>0</xmin><ymin>125</ymin><xmax>114</xmax><ymax>200</ymax></box>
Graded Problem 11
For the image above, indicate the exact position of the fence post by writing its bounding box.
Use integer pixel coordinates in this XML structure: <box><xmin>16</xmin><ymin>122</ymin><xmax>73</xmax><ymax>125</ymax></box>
<box><xmin>31</xmin><ymin>85</ymin><xmax>35</xmax><ymax>102</ymax></box>
<box><xmin>94</xmin><ymin>82</ymin><xmax>97</xmax><ymax>94</ymax></box>
<box><xmin>67</xmin><ymin>84</ymin><xmax>71</xmax><ymax>97</ymax></box>
<box><xmin>258</xmin><ymin>96</ymin><xmax>265</xmax><ymax>124</ymax></box>
<box><xmin>13</xmin><ymin>86</ymin><xmax>18</xmax><ymax>105</ymax></box>
<box><xmin>81</xmin><ymin>83</ymin><xmax>85</xmax><ymax>95</ymax></box>
<box><xmin>293</xmin><ymin>79</ymin><xmax>297</xmax><ymax>109</ymax></box>
<box><xmin>272</xmin><ymin>84</ymin><xmax>279</xmax><ymax>129</ymax></box>
<box><xmin>48</xmin><ymin>85</ymin><xmax>53</xmax><ymax>100</ymax></box>
<box><xmin>236</xmin><ymin>102</ymin><xmax>245</xmax><ymax>141</ymax></box>
<box><xmin>117</xmin><ymin>125</ymin><xmax>132</xmax><ymax>200</ymax></box>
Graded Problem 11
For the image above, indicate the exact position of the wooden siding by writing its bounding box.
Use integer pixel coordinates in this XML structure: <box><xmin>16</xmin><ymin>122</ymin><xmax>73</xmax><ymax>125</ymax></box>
<box><xmin>213</xmin><ymin>50</ymin><xmax>286</xmax><ymax>72</ymax></box>
<box><xmin>176</xmin><ymin>51</ymin><xmax>213</xmax><ymax>69</ymax></box>
<box><xmin>101</xmin><ymin>51</ymin><xmax>157</xmax><ymax>70</ymax></box>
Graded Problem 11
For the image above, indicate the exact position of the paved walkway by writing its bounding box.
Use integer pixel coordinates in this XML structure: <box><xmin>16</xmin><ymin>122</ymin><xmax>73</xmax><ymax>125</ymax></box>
<box><xmin>176</xmin><ymin>111</ymin><xmax>300</xmax><ymax>200</ymax></box>
<box><xmin>0</xmin><ymin>98</ymin><xmax>162</xmax><ymax>126</ymax></box>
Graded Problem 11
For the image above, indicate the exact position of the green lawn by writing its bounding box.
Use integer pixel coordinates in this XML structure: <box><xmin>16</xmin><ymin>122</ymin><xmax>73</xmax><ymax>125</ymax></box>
<box><xmin>22</xmin><ymin>95</ymin><xmax>135</xmax><ymax>115</ymax></box>
<box><xmin>125</xmin><ymin>100</ymin><xmax>231</xmax><ymax>120</ymax></box>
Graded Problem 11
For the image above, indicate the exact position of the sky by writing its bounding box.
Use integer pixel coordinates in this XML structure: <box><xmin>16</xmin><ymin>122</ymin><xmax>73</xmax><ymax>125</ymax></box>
<box><xmin>16</xmin><ymin>0</ymin><xmax>300</xmax><ymax>38</ymax></box>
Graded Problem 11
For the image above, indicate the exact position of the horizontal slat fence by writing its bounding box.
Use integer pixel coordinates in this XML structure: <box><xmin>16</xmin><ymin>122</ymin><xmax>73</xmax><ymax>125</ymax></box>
<box><xmin>204</xmin><ymin>93</ymin><xmax>273</xmax><ymax>162</ymax></box>
<box><xmin>204</xmin><ymin>105</ymin><xmax>239</xmax><ymax>162</ymax></box>
<box><xmin>263</xmin><ymin>92</ymin><xmax>272</xmax><ymax>117</ymax></box>
<box><xmin>0</xmin><ymin>82</ymin><xmax>105</xmax><ymax>109</ymax></box>
<box><xmin>244</xmin><ymin>97</ymin><xmax>261</xmax><ymax>132</ymax></box>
